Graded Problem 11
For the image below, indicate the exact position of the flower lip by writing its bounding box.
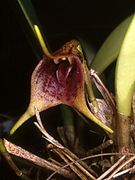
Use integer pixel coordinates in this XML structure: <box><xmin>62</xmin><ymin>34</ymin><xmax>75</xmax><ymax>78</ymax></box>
<box><xmin>31</xmin><ymin>54</ymin><xmax>84</xmax><ymax>106</ymax></box>
<box><xmin>56</xmin><ymin>60</ymin><xmax>73</xmax><ymax>85</ymax></box>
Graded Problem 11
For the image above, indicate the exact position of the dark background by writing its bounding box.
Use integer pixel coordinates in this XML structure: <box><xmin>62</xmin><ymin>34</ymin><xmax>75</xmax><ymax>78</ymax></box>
<box><xmin>0</xmin><ymin>0</ymin><xmax>135</xmax><ymax>116</ymax></box>
<box><xmin>0</xmin><ymin>0</ymin><xmax>135</xmax><ymax>179</ymax></box>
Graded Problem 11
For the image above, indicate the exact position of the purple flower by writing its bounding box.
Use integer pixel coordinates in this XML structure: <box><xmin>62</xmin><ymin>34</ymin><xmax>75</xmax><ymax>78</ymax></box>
<box><xmin>10</xmin><ymin>40</ymin><xmax>113</xmax><ymax>134</ymax></box>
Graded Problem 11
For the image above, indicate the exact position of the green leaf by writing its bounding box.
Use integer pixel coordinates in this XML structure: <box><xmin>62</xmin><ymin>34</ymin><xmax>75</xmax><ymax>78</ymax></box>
<box><xmin>17</xmin><ymin>0</ymin><xmax>50</xmax><ymax>57</ymax></box>
<box><xmin>18</xmin><ymin>0</ymin><xmax>40</xmax><ymax>34</ymax></box>
<box><xmin>91</xmin><ymin>15</ymin><xmax>133</xmax><ymax>74</ymax></box>
<box><xmin>115</xmin><ymin>14</ymin><xmax>135</xmax><ymax>116</ymax></box>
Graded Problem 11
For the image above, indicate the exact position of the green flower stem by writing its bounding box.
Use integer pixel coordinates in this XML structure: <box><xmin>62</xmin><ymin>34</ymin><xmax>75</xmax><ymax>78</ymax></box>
<box><xmin>34</xmin><ymin>25</ymin><xmax>54</xmax><ymax>58</ymax></box>
<box><xmin>60</xmin><ymin>105</ymin><xmax>75</xmax><ymax>147</ymax></box>
<box><xmin>77</xmin><ymin>44</ymin><xmax>98</xmax><ymax>108</ymax></box>
<box><xmin>83</xmin><ymin>62</ymin><xmax>99</xmax><ymax>108</ymax></box>
<box><xmin>61</xmin><ymin>105</ymin><xmax>74</xmax><ymax>127</ymax></box>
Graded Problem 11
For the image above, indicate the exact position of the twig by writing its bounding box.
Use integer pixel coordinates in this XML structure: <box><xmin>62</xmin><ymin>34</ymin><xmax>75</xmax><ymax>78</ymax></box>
<box><xmin>48</xmin><ymin>157</ymin><xmax>63</xmax><ymax>167</ymax></box>
<box><xmin>50</xmin><ymin>146</ymin><xmax>96</xmax><ymax>179</ymax></box>
<box><xmin>113</xmin><ymin>165</ymin><xmax>135</xmax><ymax>178</ymax></box>
<box><xmin>34</xmin><ymin>106</ymin><xmax>96</xmax><ymax>180</ymax></box>
<box><xmin>106</xmin><ymin>155</ymin><xmax>135</xmax><ymax>180</ymax></box>
<box><xmin>34</xmin><ymin>106</ymin><xmax>64</xmax><ymax>149</ymax></box>
<box><xmin>47</xmin><ymin>152</ymin><xmax>135</xmax><ymax>180</ymax></box>
<box><xmin>68</xmin><ymin>152</ymin><xmax>134</xmax><ymax>163</ymax></box>
<box><xmin>87</xmin><ymin>140</ymin><xmax>113</xmax><ymax>155</ymax></box>
<box><xmin>3</xmin><ymin>139</ymin><xmax>74</xmax><ymax>179</ymax></box>
<box><xmin>90</xmin><ymin>69</ymin><xmax>115</xmax><ymax>109</ymax></box>
<box><xmin>34</xmin><ymin>107</ymin><xmax>135</xmax><ymax>180</ymax></box>
<box><xmin>0</xmin><ymin>139</ymin><xmax>31</xmax><ymax>180</ymax></box>
<box><xmin>63</xmin><ymin>147</ymin><xmax>97</xmax><ymax>177</ymax></box>
<box><xmin>63</xmin><ymin>148</ymin><xmax>96</xmax><ymax>179</ymax></box>
<box><xmin>97</xmin><ymin>155</ymin><xmax>126</xmax><ymax>180</ymax></box>
<box><xmin>52</xmin><ymin>147</ymin><xmax>88</xmax><ymax>180</ymax></box>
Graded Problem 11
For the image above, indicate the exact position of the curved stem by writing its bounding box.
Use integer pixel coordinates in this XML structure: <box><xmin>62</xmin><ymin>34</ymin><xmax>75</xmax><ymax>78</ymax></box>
<box><xmin>84</xmin><ymin>62</ymin><xmax>98</xmax><ymax>108</ymax></box>
<box><xmin>77</xmin><ymin>44</ymin><xmax>98</xmax><ymax>108</ymax></box>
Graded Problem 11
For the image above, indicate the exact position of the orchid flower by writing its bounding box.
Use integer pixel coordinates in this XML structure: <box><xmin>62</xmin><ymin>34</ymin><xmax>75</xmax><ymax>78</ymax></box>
<box><xmin>10</xmin><ymin>40</ymin><xmax>113</xmax><ymax>135</ymax></box>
